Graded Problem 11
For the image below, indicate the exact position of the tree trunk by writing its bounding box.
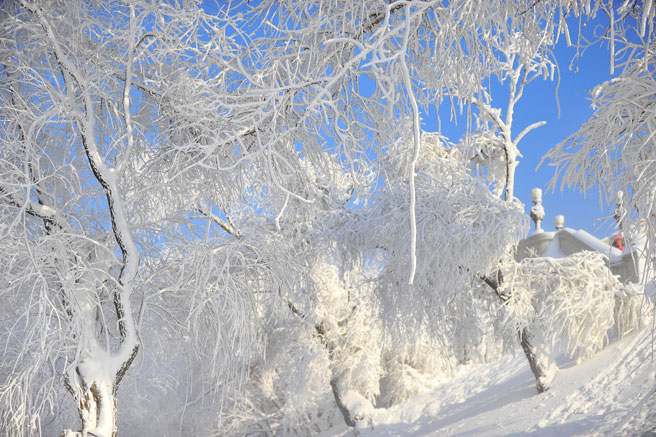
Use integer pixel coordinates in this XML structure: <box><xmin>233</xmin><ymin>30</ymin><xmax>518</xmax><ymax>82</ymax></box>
<box><xmin>480</xmin><ymin>273</ymin><xmax>558</xmax><ymax>393</ymax></box>
<box><xmin>330</xmin><ymin>378</ymin><xmax>357</xmax><ymax>428</ymax></box>
<box><xmin>289</xmin><ymin>303</ymin><xmax>362</xmax><ymax>429</ymax></box>
<box><xmin>519</xmin><ymin>327</ymin><xmax>557</xmax><ymax>393</ymax></box>
<box><xmin>62</xmin><ymin>382</ymin><xmax>117</xmax><ymax>437</ymax></box>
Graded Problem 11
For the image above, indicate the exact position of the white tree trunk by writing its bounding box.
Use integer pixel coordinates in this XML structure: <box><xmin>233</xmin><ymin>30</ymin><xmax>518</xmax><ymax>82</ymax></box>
<box><xmin>63</xmin><ymin>376</ymin><xmax>117</xmax><ymax>437</ymax></box>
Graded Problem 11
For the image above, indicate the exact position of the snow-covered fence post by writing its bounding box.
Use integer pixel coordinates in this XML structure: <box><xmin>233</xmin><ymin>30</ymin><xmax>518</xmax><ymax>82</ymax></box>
<box><xmin>530</xmin><ymin>188</ymin><xmax>545</xmax><ymax>234</ymax></box>
<box><xmin>555</xmin><ymin>215</ymin><xmax>564</xmax><ymax>230</ymax></box>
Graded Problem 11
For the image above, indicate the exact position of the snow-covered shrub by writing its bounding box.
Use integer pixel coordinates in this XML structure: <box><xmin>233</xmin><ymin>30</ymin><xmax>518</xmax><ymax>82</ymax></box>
<box><xmin>457</xmin><ymin>287</ymin><xmax>512</xmax><ymax>365</ymax></box>
<box><xmin>613</xmin><ymin>282</ymin><xmax>647</xmax><ymax>339</ymax></box>
<box><xmin>502</xmin><ymin>251</ymin><xmax>646</xmax><ymax>363</ymax></box>
<box><xmin>342</xmin><ymin>132</ymin><xmax>525</xmax><ymax>301</ymax></box>
<box><xmin>375</xmin><ymin>287</ymin><xmax>509</xmax><ymax>408</ymax></box>
<box><xmin>377</xmin><ymin>329</ymin><xmax>454</xmax><ymax>408</ymax></box>
<box><xmin>219</xmin><ymin>260</ymin><xmax>384</xmax><ymax>435</ymax></box>
<box><xmin>223</xmin><ymin>316</ymin><xmax>339</xmax><ymax>436</ymax></box>
<box><xmin>313</xmin><ymin>263</ymin><xmax>384</xmax><ymax>403</ymax></box>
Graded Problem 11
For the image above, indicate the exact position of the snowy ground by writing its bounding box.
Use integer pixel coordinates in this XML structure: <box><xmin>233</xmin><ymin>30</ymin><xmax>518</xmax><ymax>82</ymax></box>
<box><xmin>326</xmin><ymin>324</ymin><xmax>656</xmax><ymax>436</ymax></box>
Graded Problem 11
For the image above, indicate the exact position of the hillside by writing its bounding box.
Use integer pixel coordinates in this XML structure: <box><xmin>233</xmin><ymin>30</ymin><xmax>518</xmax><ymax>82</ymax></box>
<box><xmin>326</xmin><ymin>323</ymin><xmax>656</xmax><ymax>436</ymax></box>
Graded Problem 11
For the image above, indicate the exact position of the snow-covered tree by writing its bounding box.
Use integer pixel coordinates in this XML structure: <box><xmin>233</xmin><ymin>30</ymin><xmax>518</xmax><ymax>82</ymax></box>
<box><xmin>220</xmin><ymin>260</ymin><xmax>383</xmax><ymax>435</ymax></box>
<box><xmin>453</xmin><ymin>5</ymin><xmax>558</xmax><ymax>201</ymax></box>
<box><xmin>334</xmin><ymin>130</ymin><xmax>527</xmax><ymax>387</ymax></box>
<box><xmin>499</xmin><ymin>251</ymin><xmax>645</xmax><ymax>392</ymax></box>
<box><xmin>0</xmin><ymin>1</ymin><xmax>352</xmax><ymax>434</ymax></box>
<box><xmin>544</xmin><ymin>6</ymin><xmax>656</xmax><ymax>278</ymax></box>
<box><xmin>3</xmin><ymin>0</ymin><xmax>653</xmax><ymax>435</ymax></box>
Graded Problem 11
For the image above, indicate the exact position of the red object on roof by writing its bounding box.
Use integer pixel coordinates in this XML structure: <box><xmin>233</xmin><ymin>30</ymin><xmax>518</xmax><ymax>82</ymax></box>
<box><xmin>612</xmin><ymin>234</ymin><xmax>624</xmax><ymax>251</ymax></box>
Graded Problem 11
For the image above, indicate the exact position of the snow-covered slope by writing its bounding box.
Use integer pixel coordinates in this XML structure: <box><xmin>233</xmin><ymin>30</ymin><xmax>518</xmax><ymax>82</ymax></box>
<box><xmin>327</xmin><ymin>324</ymin><xmax>656</xmax><ymax>436</ymax></box>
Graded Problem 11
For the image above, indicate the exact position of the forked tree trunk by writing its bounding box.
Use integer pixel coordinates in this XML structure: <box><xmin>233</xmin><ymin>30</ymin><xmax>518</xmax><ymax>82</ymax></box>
<box><xmin>63</xmin><ymin>377</ymin><xmax>117</xmax><ymax>437</ymax></box>
<box><xmin>61</xmin><ymin>338</ymin><xmax>138</xmax><ymax>437</ymax></box>
<box><xmin>23</xmin><ymin>2</ymin><xmax>141</xmax><ymax>435</ymax></box>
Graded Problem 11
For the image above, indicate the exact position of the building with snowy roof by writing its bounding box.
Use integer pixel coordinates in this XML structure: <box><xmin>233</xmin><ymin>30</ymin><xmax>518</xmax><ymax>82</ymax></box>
<box><xmin>517</xmin><ymin>188</ymin><xmax>645</xmax><ymax>284</ymax></box>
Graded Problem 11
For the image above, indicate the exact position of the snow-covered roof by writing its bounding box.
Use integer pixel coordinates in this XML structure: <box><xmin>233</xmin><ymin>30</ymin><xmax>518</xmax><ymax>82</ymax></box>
<box><xmin>560</xmin><ymin>228</ymin><xmax>623</xmax><ymax>263</ymax></box>
<box><xmin>517</xmin><ymin>227</ymin><xmax>642</xmax><ymax>284</ymax></box>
